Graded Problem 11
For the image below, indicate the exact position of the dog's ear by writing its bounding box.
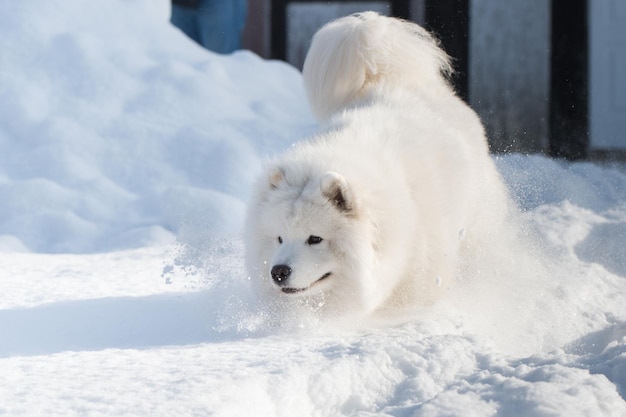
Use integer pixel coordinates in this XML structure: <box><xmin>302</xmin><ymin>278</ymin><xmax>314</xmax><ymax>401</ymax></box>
<box><xmin>269</xmin><ymin>166</ymin><xmax>285</xmax><ymax>190</ymax></box>
<box><xmin>320</xmin><ymin>172</ymin><xmax>354</xmax><ymax>213</ymax></box>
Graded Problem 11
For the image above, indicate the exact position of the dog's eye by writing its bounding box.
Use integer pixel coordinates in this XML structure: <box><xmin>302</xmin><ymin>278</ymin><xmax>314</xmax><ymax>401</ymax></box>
<box><xmin>307</xmin><ymin>235</ymin><xmax>323</xmax><ymax>245</ymax></box>
<box><xmin>278</xmin><ymin>236</ymin><xmax>283</xmax><ymax>244</ymax></box>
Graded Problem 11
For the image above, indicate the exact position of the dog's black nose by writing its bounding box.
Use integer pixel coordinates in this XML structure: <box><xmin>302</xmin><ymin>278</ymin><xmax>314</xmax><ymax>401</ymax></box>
<box><xmin>271</xmin><ymin>264</ymin><xmax>292</xmax><ymax>285</ymax></box>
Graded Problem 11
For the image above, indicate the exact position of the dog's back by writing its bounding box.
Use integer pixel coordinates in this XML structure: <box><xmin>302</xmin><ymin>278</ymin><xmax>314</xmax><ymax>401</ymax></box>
<box><xmin>302</xmin><ymin>12</ymin><xmax>453</xmax><ymax>122</ymax></box>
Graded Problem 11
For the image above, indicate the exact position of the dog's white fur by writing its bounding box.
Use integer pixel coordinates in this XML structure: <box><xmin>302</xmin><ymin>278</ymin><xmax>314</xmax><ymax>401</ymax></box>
<box><xmin>245</xmin><ymin>12</ymin><xmax>511</xmax><ymax>318</ymax></box>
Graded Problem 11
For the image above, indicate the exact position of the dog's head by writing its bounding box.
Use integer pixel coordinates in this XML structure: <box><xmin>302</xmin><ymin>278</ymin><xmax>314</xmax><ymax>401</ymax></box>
<box><xmin>245</xmin><ymin>165</ymin><xmax>375</xmax><ymax>312</ymax></box>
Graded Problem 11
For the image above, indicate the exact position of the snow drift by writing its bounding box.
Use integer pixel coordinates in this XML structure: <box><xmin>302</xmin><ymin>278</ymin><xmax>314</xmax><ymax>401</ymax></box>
<box><xmin>0</xmin><ymin>0</ymin><xmax>625</xmax><ymax>416</ymax></box>
<box><xmin>0</xmin><ymin>0</ymin><xmax>312</xmax><ymax>253</ymax></box>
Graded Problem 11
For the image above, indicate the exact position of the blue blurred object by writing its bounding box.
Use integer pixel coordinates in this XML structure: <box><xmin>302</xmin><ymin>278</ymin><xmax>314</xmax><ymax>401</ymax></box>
<box><xmin>171</xmin><ymin>0</ymin><xmax>247</xmax><ymax>53</ymax></box>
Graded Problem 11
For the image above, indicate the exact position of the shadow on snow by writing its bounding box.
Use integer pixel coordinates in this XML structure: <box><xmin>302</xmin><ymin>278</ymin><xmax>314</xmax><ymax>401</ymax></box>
<box><xmin>0</xmin><ymin>291</ymin><xmax>250</xmax><ymax>358</ymax></box>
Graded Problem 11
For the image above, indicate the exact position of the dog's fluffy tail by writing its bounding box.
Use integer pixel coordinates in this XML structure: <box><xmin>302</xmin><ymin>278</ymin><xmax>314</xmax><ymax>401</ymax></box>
<box><xmin>302</xmin><ymin>12</ymin><xmax>453</xmax><ymax>122</ymax></box>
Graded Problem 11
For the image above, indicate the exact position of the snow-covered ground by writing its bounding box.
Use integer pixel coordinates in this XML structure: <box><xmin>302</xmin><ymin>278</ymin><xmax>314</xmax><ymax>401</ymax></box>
<box><xmin>0</xmin><ymin>1</ymin><xmax>625</xmax><ymax>416</ymax></box>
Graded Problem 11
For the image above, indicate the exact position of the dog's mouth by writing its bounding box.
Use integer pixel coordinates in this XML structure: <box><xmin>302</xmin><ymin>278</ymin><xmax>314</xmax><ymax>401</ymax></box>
<box><xmin>281</xmin><ymin>272</ymin><xmax>332</xmax><ymax>294</ymax></box>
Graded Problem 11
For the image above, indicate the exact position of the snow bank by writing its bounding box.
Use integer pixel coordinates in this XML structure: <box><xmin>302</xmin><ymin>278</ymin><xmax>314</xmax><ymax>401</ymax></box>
<box><xmin>0</xmin><ymin>0</ymin><xmax>313</xmax><ymax>253</ymax></box>
<box><xmin>0</xmin><ymin>0</ymin><xmax>625</xmax><ymax>416</ymax></box>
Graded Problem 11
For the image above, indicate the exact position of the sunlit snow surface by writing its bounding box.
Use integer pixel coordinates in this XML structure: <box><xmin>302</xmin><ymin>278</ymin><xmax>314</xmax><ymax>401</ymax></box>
<box><xmin>0</xmin><ymin>1</ymin><xmax>625</xmax><ymax>416</ymax></box>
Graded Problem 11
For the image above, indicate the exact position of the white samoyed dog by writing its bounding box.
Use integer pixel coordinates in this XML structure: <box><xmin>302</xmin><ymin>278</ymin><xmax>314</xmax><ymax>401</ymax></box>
<box><xmin>245</xmin><ymin>12</ymin><xmax>512</xmax><ymax>320</ymax></box>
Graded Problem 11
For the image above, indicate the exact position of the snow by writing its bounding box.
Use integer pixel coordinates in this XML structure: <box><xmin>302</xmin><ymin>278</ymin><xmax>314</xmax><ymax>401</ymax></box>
<box><xmin>0</xmin><ymin>0</ymin><xmax>625</xmax><ymax>416</ymax></box>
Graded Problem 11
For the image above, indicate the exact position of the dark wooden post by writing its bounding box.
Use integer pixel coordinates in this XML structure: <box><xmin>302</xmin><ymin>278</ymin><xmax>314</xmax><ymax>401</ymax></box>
<box><xmin>549</xmin><ymin>0</ymin><xmax>589</xmax><ymax>160</ymax></box>
<box><xmin>424</xmin><ymin>0</ymin><xmax>469</xmax><ymax>102</ymax></box>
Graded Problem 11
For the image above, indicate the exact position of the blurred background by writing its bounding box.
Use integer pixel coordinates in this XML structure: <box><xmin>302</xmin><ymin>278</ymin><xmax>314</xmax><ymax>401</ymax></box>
<box><xmin>173</xmin><ymin>0</ymin><xmax>625</xmax><ymax>161</ymax></box>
